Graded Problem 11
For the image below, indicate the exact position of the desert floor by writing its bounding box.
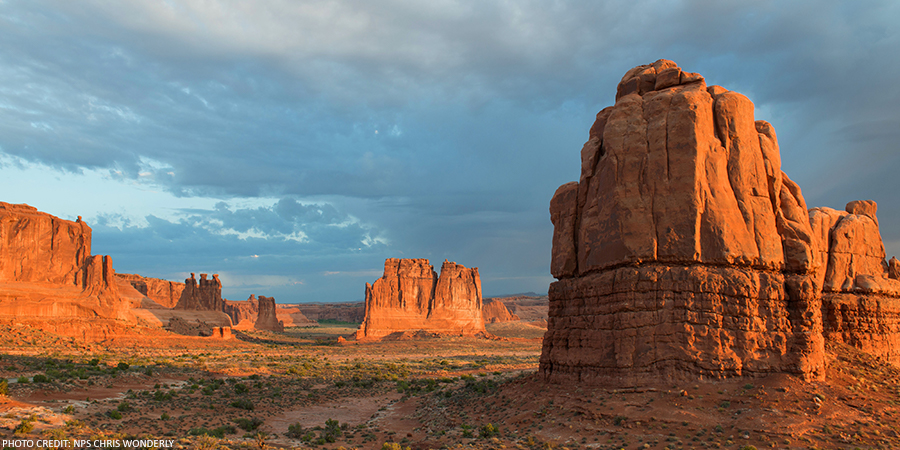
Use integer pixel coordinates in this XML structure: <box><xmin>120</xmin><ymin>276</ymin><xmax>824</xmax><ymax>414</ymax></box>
<box><xmin>1</xmin><ymin>321</ymin><xmax>898</xmax><ymax>450</ymax></box>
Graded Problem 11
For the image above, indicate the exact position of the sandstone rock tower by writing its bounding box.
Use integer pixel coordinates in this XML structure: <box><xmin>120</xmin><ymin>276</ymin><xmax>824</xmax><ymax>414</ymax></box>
<box><xmin>540</xmin><ymin>60</ymin><xmax>824</xmax><ymax>383</ymax></box>
<box><xmin>356</xmin><ymin>258</ymin><xmax>485</xmax><ymax>339</ymax></box>
<box><xmin>175</xmin><ymin>273</ymin><xmax>224</xmax><ymax>311</ymax></box>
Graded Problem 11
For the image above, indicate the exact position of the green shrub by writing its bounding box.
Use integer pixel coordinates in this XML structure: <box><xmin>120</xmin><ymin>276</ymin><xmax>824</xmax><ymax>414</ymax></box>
<box><xmin>160</xmin><ymin>413</ymin><xmax>170</xmax><ymax>420</ymax></box>
<box><xmin>106</xmin><ymin>410</ymin><xmax>122</xmax><ymax>420</ymax></box>
<box><xmin>230</xmin><ymin>399</ymin><xmax>254</xmax><ymax>410</ymax></box>
<box><xmin>32</xmin><ymin>374</ymin><xmax>49</xmax><ymax>383</ymax></box>
<box><xmin>234</xmin><ymin>383</ymin><xmax>249</xmax><ymax>394</ymax></box>
<box><xmin>16</xmin><ymin>376</ymin><xmax>29</xmax><ymax>384</ymax></box>
<box><xmin>479</xmin><ymin>423</ymin><xmax>498</xmax><ymax>438</ymax></box>
<box><xmin>13</xmin><ymin>417</ymin><xmax>35</xmax><ymax>435</ymax></box>
<box><xmin>117</xmin><ymin>401</ymin><xmax>132</xmax><ymax>412</ymax></box>
<box><xmin>0</xmin><ymin>379</ymin><xmax>8</xmax><ymax>396</ymax></box>
<box><xmin>323</xmin><ymin>418</ymin><xmax>342</xmax><ymax>443</ymax></box>
<box><xmin>233</xmin><ymin>417</ymin><xmax>263</xmax><ymax>431</ymax></box>
<box><xmin>117</xmin><ymin>362</ymin><xmax>129</xmax><ymax>371</ymax></box>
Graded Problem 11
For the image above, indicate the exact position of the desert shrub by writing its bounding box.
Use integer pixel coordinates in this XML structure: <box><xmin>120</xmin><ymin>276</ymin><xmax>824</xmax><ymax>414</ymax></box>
<box><xmin>116</xmin><ymin>362</ymin><xmax>129</xmax><ymax>371</ymax></box>
<box><xmin>230</xmin><ymin>399</ymin><xmax>255</xmax><ymax>410</ymax></box>
<box><xmin>323</xmin><ymin>418</ymin><xmax>342</xmax><ymax>443</ymax></box>
<box><xmin>160</xmin><ymin>413</ymin><xmax>170</xmax><ymax>420</ymax></box>
<box><xmin>88</xmin><ymin>358</ymin><xmax>99</xmax><ymax>366</ymax></box>
<box><xmin>32</xmin><ymin>374</ymin><xmax>49</xmax><ymax>383</ymax></box>
<box><xmin>106</xmin><ymin>410</ymin><xmax>122</xmax><ymax>420</ymax></box>
<box><xmin>234</xmin><ymin>383</ymin><xmax>249</xmax><ymax>394</ymax></box>
<box><xmin>13</xmin><ymin>417</ymin><xmax>35</xmax><ymax>435</ymax></box>
<box><xmin>286</xmin><ymin>423</ymin><xmax>315</xmax><ymax>442</ymax></box>
<box><xmin>189</xmin><ymin>426</ymin><xmax>235</xmax><ymax>438</ymax></box>
<box><xmin>17</xmin><ymin>376</ymin><xmax>29</xmax><ymax>384</ymax></box>
<box><xmin>0</xmin><ymin>379</ymin><xmax>8</xmax><ymax>396</ymax></box>
<box><xmin>153</xmin><ymin>390</ymin><xmax>173</xmax><ymax>401</ymax></box>
<box><xmin>234</xmin><ymin>417</ymin><xmax>264</xmax><ymax>431</ymax></box>
<box><xmin>117</xmin><ymin>401</ymin><xmax>132</xmax><ymax>412</ymax></box>
<box><xmin>479</xmin><ymin>423</ymin><xmax>498</xmax><ymax>438</ymax></box>
<box><xmin>461</xmin><ymin>424</ymin><xmax>474</xmax><ymax>438</ymax></box>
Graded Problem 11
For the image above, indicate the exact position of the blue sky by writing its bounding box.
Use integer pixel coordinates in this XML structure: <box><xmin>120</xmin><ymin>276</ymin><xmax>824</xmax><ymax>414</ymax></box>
<box><xmin>1</xmin><ymin>1</ymin><xmax>899</xmax><ymax>303</ymax></box>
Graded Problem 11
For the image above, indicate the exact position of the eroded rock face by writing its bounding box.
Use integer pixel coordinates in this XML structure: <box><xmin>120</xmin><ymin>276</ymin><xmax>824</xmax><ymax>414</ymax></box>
<box><xmin>175</xmin><ymin>273</ymin><xmax>223</xmax><ymax>311</ymax></box>
<box><xmin>482</xmin><ymin>298</ymin><xmax>520</xmax><ymax>324</ymax></box>
<box><xmin>356</xmin><ymin>258</ymin><xmax>485</xmax><ymax>339</ymax></box>
<box><xmin>0</xmin><ymin>202</ymin><xmax>129</xmax><ymax>336</ymax></box>
<box><xmin>811</xmin><ymin>202</ymin><xmax>891</xmax><ymax>293</ymax></box>
<box><xmin>541</xmin><ymin>60</ymin><xmax>824</xmax><ymax>384</ymax></box>
<box><xmin>116</xmin><ymin>273</ymin><xmax>185</xmax><ymax>308</ymax></box>
<box><xmin>256</xmin><ymin>295</ymin><xmax>284</xmax><ymax>332</ymax></box>
<box><xmin>223</xmin><ymin>295</ymin><xmax>259</xmax><ymax>326</ymax></box>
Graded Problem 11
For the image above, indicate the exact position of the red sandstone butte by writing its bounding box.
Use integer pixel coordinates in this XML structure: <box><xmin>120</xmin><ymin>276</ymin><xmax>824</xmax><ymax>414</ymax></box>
<box><xmin>224</xmin><ymin>294</ymin><xmax>287</xmax><ymax>331</ymax></box>
<box><xmin>0</xmin><ymin>202</ymin><xmax>130</xmax><ymax>338</ymax></box>
<box><xmin>356</xmin><ymin>258</ymin><xmax>485</xmax><ymax>340</ymax></box>
<box><xmin>482</xmin><ymin>298</ymin><xmax>520</xmax><ymax>324</ymax></box>
<box><xmin>174</xmin><ymin>273</ymin><xmax>224</xmax><ymax>311</ymax></box>
<box><xmin>541</xmin><ymin>60</ymin><xmax>824</xmax><ymax>384</ymax></box>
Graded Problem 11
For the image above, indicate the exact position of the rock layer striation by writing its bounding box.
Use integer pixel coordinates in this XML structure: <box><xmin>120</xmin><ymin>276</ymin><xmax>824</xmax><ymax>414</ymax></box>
<box><xmin>356</xmin><ymin>258</ymin><xmax>485</xmax><ymax>339</ymax></box>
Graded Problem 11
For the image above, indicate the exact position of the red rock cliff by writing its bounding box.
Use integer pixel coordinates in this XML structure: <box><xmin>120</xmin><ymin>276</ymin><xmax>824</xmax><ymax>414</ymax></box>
<box><xmin>256</xmin><ymin>295</ymin><xmax>284</xmax><ymax>332</ymax></box>
<box><xmin>116</xmin><ymin>273</ymin><xmax>184</xmax><ymax>308</ymax></box>
<box><xmin>0</xmin><ymin>202</ymin><xmax>129</xmax><ymax>337</ymax></box>
<box><xmin>356</xmin><ymin>258</ymin><xmax>485</xmax><ymax>339</ymax></box>
<box><xmin>541</xmin><ymin>60</ymin><xmax>824</xmax><ymax>384</ymax></box>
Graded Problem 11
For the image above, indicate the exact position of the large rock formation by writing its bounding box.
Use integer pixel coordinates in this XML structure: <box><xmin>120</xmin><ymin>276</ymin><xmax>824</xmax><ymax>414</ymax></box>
<box><xmin>0</xmin><ymin>202</ymin><xmax>130</xmax><ymax>338</ymax></box>
<box><xmin>812</xmin><ymin>201</ymin><xmax>900</xmax><ymax>362</ymax></box>
<box><xmin>482</xmin><ymin>298</ymin><xmax>520</xmax><ymax>323</ymax></box>
<box><xmin>223</xmin><ymin>295</ymin><xmax>259</xmax><ymax>326</ymax></box>
<box><xmin>356</xmin><ymin>258</ymin><xmax>485</xmax><ymax>340</ymax></box>
<box><xmin>174</xmin><ymin>273</ymin><xmax>223</xmax><ymax>311</ymax></box>
<box><xmin>256</xmin><ymin>295</ymin><xmax>284</xmax><ymax>332</ymax></box>
<box><xmin>541</xmin><ymin>60</ymin><xmax>824</xmax><ymax>384</ymax></box>
<box><xmin>224</xmin><ymin>294</ymin><xmax>287</xmax><ymax>331</ymax></box>
<box><xmin>116</xmin><ymin>273</ymin><xmax>184</xmax><ymax>308</ymax></box>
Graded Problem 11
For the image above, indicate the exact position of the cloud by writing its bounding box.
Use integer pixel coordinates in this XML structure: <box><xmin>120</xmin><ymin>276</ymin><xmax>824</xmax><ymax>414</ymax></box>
<box><xmin>2</xmin><ymin>0</ymin><xmax>900</xmax><ymax>301</ymax></box>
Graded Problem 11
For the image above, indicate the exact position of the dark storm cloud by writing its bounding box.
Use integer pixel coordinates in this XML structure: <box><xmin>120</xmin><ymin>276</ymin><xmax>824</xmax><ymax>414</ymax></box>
<box><xmin>2</xmin><ymin>0</ymin><xmax>900</xmax><ymax>299</ymax></box>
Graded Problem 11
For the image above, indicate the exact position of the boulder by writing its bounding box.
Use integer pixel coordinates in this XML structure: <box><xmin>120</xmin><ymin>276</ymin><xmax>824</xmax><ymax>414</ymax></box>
<box><xmin>356</xmin><ymin>258</ymin><xmax>485</xmax><ymax>340</ymax></box>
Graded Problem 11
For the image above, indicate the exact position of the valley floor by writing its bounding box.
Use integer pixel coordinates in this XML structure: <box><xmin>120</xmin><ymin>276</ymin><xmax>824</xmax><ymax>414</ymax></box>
<box><xmin>1</xmin><ymin>321</ymin><xmax>898</xmax><ymax>450</ymax></box>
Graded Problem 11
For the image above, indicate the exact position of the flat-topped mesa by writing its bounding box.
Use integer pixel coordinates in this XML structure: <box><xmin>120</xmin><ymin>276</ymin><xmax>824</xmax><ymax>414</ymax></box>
<box><xmin>542</xmin><ymin>60</ymin><xmax>824</xmax><ymax>384</ymax></box>
<box><xmin>0</xmin><ymin>202</ymin><xmax>129</xmax><ymax>336</ymax></box>
<box><xmin>174</xmin><ymin>273</ymin><xmax>223</xmax><ymax>311</ymax></box>
<box><xmin>356</xmin><ymin>258</ymin><xmax>486</xmax><ymax>340</ymax></box>
<box><xmin>116</xmin><ymin>273</ymin><xmax>185</xmax><ymax>308</ymax></box>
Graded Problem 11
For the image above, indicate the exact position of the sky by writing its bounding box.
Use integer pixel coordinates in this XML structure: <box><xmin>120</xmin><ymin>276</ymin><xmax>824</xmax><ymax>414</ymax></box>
<box><xmin>1</xmin><ymin>1</ymin><xmax>899</xmax><ymax>303</ymax></box>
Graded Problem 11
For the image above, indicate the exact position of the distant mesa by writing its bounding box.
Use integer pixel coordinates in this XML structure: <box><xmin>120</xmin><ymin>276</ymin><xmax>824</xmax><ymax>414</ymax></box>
<box><xmin>482</xmin><ymin>298</ymin><xmax>519</xmax><ymax>324</ymax></box>
<box><xmin>356</xmin><ymin>258</ymin><xmax>486</xmax><ymax>340</ymax></box>
<box><xmin>542</xmin><ymin>59</ymin><xmax>900</xmax><ymax>384</ymax></box>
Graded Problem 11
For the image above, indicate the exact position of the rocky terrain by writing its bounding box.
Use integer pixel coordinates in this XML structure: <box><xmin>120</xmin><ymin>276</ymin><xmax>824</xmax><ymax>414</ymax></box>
<box><xmin>356</xmin><ymin>259</ymin><xmax>486</xmax><ymax>340</ymax></box>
